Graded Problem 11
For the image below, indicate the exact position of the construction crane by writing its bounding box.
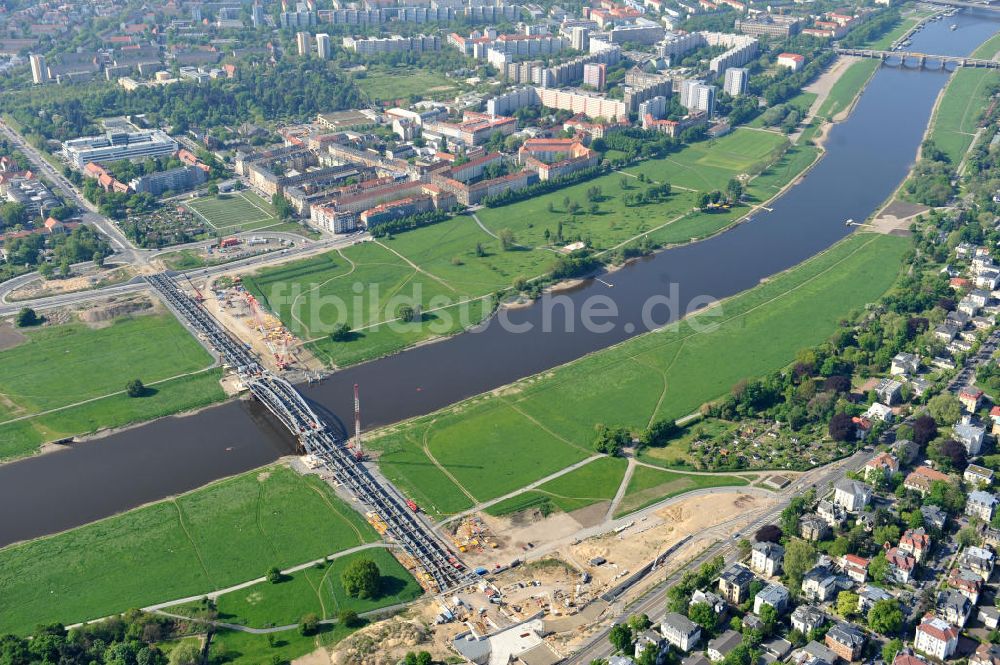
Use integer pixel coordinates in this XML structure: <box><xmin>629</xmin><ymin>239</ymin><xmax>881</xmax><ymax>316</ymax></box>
<box><xmin>183</xmin><ymin>274</ymin><xmax>204</xmax><ymax>302</ymax></box>
<box><xmin>351</xmin><ymin>383</ymin><xmax>364</xmax><ymax>460</ymax></box>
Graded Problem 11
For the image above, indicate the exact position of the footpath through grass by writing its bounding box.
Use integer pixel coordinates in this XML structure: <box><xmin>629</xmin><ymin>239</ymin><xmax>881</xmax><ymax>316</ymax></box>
<box><xmin>0</xmin><ymin>313</ymin><xmax>224</xmax><ymax>461</ymax></box>
<box><xmin>614</xmin><ymin>466</ymin><xmax>750</xmax><ymax>518</ymax></box>
<box><xmin>369</xmin><ymin>232</ymin><xmax>908</xmax><ymax>519</ymax></box>
<box><xmin>0</xmin><ymin>464</ymin><xmax>380</xmax><ymax>635</ymax></box>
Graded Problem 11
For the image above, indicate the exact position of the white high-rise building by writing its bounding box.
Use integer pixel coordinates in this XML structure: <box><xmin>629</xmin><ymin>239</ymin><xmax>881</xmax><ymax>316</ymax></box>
<box><xmin>693</xmin><ymin>84</ymin><xmax>716</xmax><ymax>116</ymax></box>
<box><xmin>29</xmin><ymin>54</ymin><xmax>47</xmax><ymax>84</ymax></box>
<box><xmin>570</xmin><ymin>26</ymin><xmax>590</xmax><ymax>51</ymax></box>
<box><xmin>723</xmin><ymin>67</ymin><xmax>748</xmax><ymax>96</ymax></box>
<box><xmin>316</xmin><ymin>33</ymin><xmax>331</xmax><ymax>59</ymax></box>
<box><xmin>679</xmin><ymin>79</ymin><xmax>704</xmax><ymax>109</ymax></box>
<box><xmin>296</xmin><ymin>31</ymin><xmax>311</xmax><ymax>57</ymax></box>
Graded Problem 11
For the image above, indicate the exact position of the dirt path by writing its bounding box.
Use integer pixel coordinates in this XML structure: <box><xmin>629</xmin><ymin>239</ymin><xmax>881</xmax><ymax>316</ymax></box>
<box><xmin>605</xmin><ymin>457</ymin><xmax>636</xmax><ymax>521</ymax></box>
<box><xmin>289</xmin><ymin>248</ymin><xmax>357</xmax><ymax>336</ymax></box>
<box><xmin>374</xmin><ymin>239</ymin><xmax>458</xmax><ymax>294</ymax></box>
<box><xmin>420</xmin><ymin>419</ymin><xmax>479</xmax><ymax>504</ymax></box>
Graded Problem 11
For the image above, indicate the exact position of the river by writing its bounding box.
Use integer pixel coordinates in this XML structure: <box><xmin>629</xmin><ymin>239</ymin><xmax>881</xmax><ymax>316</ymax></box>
<box><xmin>1</xmin><ymin>11</ymin><xmax>997</xmax><ymax>548</ymax></box>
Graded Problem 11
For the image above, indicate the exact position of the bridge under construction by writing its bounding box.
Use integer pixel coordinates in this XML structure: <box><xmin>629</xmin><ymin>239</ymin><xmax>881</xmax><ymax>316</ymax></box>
<box><xmin>146</xmin><ymin>272</ymin><xmax>472</xmax><ymax>593</ymax></box>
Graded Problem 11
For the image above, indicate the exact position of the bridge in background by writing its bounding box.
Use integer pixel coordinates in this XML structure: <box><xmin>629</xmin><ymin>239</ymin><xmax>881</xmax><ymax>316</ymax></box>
<box><xmin>922</xmin><ymin>0</ymin><xmax>1000</xmax><ymax>11</ymax></box>
<box><xmin>146</xmin><ymin>272</ymin><xmax>471</xmax><ymax>593</ymax></box>
<box><xmin>835</xmin><ymin>47</ymin><xmax>1000</xmax><ymax>69</ymax></box>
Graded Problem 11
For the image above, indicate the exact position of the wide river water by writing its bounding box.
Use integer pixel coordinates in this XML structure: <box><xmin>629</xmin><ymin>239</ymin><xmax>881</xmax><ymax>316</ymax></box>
<box><xmin>1</xmin><ymin>11</ymin><xmax>998</xmax><ymax>547</ymax></box>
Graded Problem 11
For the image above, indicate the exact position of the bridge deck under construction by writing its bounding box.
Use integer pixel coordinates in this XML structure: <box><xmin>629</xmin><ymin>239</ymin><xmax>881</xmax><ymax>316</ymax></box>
<box><xmin>146</xmin><ymin>272</ymin><xmax>472</xmax><ymax>592</ymax></box>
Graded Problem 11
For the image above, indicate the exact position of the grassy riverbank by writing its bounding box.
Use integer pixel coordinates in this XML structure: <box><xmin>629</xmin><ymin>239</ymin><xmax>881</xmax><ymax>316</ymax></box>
<box><xmin>367</xmin><ymin>232</ymin><xmax>909</xmax><ymax>519</ymax></box>
<box><xmin>0</xmin><ymin>312</ymin><xmax>225</xmax><ymax>461</ymax></box>
<box><xmin>0</xmin><ymin>464</ymin><xmax>383</xmax><ymax>635</ymax></box>
<box><xmin>243</xmin><ymin>129</ymin><xmax>801</xmax><ymax>368</ymax></box>
<box><xmin>927</xmin><ymin>68</ymin><xmax>995</xmax><ymax>164</ymax></box>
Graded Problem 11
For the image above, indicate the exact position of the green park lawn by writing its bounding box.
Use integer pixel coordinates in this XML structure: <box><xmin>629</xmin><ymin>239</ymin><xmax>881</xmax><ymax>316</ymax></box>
<box><xmin>972</xmin><ymin>32</ymin><xmax>1000</xmax><ymax>59</ymax></box>
<box><xmin>613</xmin><ymin>465</ymin><xmax>750</xmax><ymax>517</ymax></box>
<box><xmin>206</xmin><ymin>624</ymin><xmax>358</xmax><ymax>665</ymax></box>
<box><xmin>368</xmin><ymin>232</ymin><xmax>908</xmax><ymax>519</ymax></box>
<box><xmin>815</xmin><ymin>59</ymin><xmax>880</xmax><ymax>121</ymax></box>
<box><xmin>928</xmin><ymin>68</ymin><xmax>995</xmax><ymax>164</ymax></box>
<box><xmin>485</xmin><ymin>456</ymin><xmax>628</xmax><ymax>516</ymax></box>
<box><xmin>0</xmin><ymin>464</ymin><xmax>379</xmax><ymax>635</ymax></box>
<box><xmin>0</xmin><ymin>313</ymin><xmax>225</xmax><ymax>461</ymax></box>
<box><xmin>173</xmin><ymin>547</ymin><xmax>421</xmax><ymax>629</ymax></box>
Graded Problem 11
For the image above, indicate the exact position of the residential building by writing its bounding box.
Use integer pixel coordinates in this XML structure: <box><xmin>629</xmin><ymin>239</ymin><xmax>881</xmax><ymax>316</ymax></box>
<box><xmin>297</xmin><ymin>31</ymin><xmax>311</xmax><ymax>56</ymax></box>
<box><xmin>891</xmin><ymin>352</ymin><xmax>920</xmax><ymax>375</ymax></box>
<box><xmin>2</xmin><ymin>177</ymin><xmax>59</xmax><ymax>216</ymax></box>
<box><xmin>914</xmin><ymin>614</ymin><xmax>959</xmax><ymax>660</ymax></box>
<box><xmin>979</xmin><ymin>607</ymin><xmax>1000</xmax><ymax>631</ymax></box>
<box><xmin>723</xmin><ymin>67</ymin><xmax>748</xmax><ymax>96</ymax></box>
<box><xmin>893</xmin><ymin>649</ymin><xmax>928</xmax><ymax>665</ymax></box>
<box><xmin>843</xmin><ymin>554</ymin><xmax>869</xmax><ymax>584</ymax></box>
<box><xmin>791</xmin><ymin>605</ymin><xmax>826</xmax><ymax>636</ymax></box>
<box><xmin>876</xmin><ymin>378</ymin><xmax>904</xmax><ymax>405</ymax></box>
<box><xmin>959</xmin><ymin>387</ymin><xmax>985</xmax><ymax>412</ymax></box>
<box><xmin>818</xmin><ymin>500</ymin><xmax>846</xmax><ymax>527</ymax></box>
<box><xmin>865</xmin><ymin>402</ymin><xmax>893</xmax><ymax>423</ymax></box>
<box><xmin>825</xmin><ymin>623</ymin><xmax>865</xmax><ymax>662</ymax></box>
<box><xmin>898</xmin><ymin>528</ymin><xmax>931</xmax><ymax>563</ymax></box>
<box><xmin>833</xmin><ymin>479</ymin><xmax>872</xmax><ymax>512</ymax></box>
<box><xmin>857</xmin><ymin>585</ymin><xmax>892</xmax><ymax>614</ymax></box>
<box><xmin>789</xmin><ymin>641</ymin><xmax>838</xmax><ymax>665</ymax></box>
<box><xmin>635</xmin><ymin>629</ymin><xmax>666</xmax><ymax>661</ymax></box>
<box><xmin>973</xmin><ymin>643</ymin><xmax>1000</xmax><ymax>665</ymax></box>
<box><xmin>936</xmin><ymin>589</ymin><xmax>973</xmax><ymax>628</ymax></box>
<box><xmin>735</xmin><ymin>14</ymin><xmax>801</xmax><ymax>38</ymax></box>
<box><xmin>802</xmin><ymin>566</ymin><xmax>838</xmax><ymax>602</ymax></box>
<box><xmin>660</xmin><ymin>612</ymin><xmax>701</xmax><ymax>652</ymax></box>
<box><xmin>718</xmin><ymin>563</ymin><xmax>754</xmax><ymax>604</ymax></box>
<box><xmin>960</xmin><ymin>546</ymin><xmax>995</xmax><ymax>581</ymax></box>
<box><xmin>62</xmin><ymin>130</ymin><xmax>178</xmax><ymax>169</ymax></box>
<box><xmin>691</xmin><ymin>590</ymin><xmax>727</xmax><ymax>616</ymax></box>
<box><xmin>800</xmin><ymin>514</ymin><xmax>831</xmax><ymax>541</ymax></box>
<box><xmin>967</xmin><ymin>491</ymin><xmax>998</xmax><ymax>521</ymax></box>
<box><xmin>948</xmin><ymin>567</ymin><xmax>984</xmax><ymax>604</ymax></box>
<box><xmin>29</xmin><ymin>53</ymin><xmax>47</xmax><ymax>84</ymax></box>
<box><xmin>708</xmin><ymin>630</ymin><xmax>742</xmax><ymax>662</ymax></box>
<box><xmin>583</xmin><ymin>62</ymin><xmax>606</xmax><ymax>90</ymax></box>
<box><xmin>954</xmin><ymin>416</ymin><xmax>986</xmax><ymax>456</ymax></box>
<box><xmin>316</xmin><ymin>33</ymin><xmax>331</xmax><ymax>59</ymax></box>
<box><xmin>965</xmin><ymin>464</ymin><xmax>995</xmax><ymax>488</ymax></box>
<box><xmin>904</xmin><ymin>466</ymin><xmax>950</xmax><ymax>496</ymax></box>
<box><xmin>776</xmin><ymin>53</ymin><xmax>805</xmax><ymax>71</ymax></box>
<box><xmin>754</xmin><ymin>583</ymin><xmax>790</xmax><ymax>615</ymax></box>
<box><xmin>129</xmin><ymin>165</ymin><xmax>206</xmax><ymax>195</ymax></box>
<box><xmin>885</xmin><ymin>547</ymin><xmax>916</xmax><ymax>584</ymax></box>
<box><xmin>751</xmin><ymin>541</ymin><xmax>784</xmax><ymax>577</ymax></box>
<box><xmin>864</xmin><ymin>452</ymin><xmax>899</xmax><ymax>484</ymax></box>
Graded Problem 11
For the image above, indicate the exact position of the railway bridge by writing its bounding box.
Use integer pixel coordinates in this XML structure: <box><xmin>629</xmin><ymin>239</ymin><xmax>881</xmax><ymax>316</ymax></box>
<box><xmin>146</xmin><ymin>273</ymin><xmax>472</xmax><ymax>592</ymax></box>
<box><xmin>835</xmin><ymin>47</ymin><xmax>1000</xmax><ymax>69</ymax></box>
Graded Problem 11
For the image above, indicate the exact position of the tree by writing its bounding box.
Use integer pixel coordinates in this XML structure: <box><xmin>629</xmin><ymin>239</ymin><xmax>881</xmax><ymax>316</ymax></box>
<box><xmin>341</xmin><ymin>558</ymin><xmax>380</xmax><ymax>599</ymax></box>
<box><xmin>837</xmin><ymin>591</ymin><xmax>859</xmax><ymax>618</ymax></box>
<box><xmin>271</xmin><ymin>193</ymin><xmax>294</xmax><ymax>219</ymax></box>
<box><xmin>299</xmin><ymin>613</ymin><xmax>319</xmax><ymax>636</ymax></box>
<box><xmin>689</xmin><ymin>602</ymin><xmax>717</xmax><ymax>632</ymax></box>
<box><xmin>266</xmin><ymin>566</ymin><xmax>282</xmax><ymax>583</ymax></box>
<box><xmin>882</xmin><ymin>638</ymin><xmax>903</xmax><ymax>664</ymax></box>
<box><xmin>782</xmin><ymin>538</ymin><xmax>815</xmax><ymax>591</ymax></box>
<box><xmin>828</xmin><ymin>412</ymin><xmax>856</xmax><ymax>442</ymax></box>
<box><xmin>912</xmin><ymin>415</ymin><xmax>938</xmax><ymax>446</ymax></box>
<box><xmin>697</xmin><ymin>191</ymin><xmax>711</xmax><ymax>209</ymax></box>
<box><xmin>498</xmin><ymin>228</ymin><xmax>516</xmax><ymax>251</ymax></box>
<box><xmin>868</xmin><ymin>553</ymin><xmax>890</xmax><ymax>585</ymax></box>
<box><xmin>759</xmin><ymin>604</ymin><xmax>778</xmax><ymax>636</ymax></box>
<box><xmin>755</xmin><ymin>525</ymin><xmax>782</xmax><ymax>543</ymax></box>
<box><xmin>338</xmin><ymin>609</ymin><xmax>360</xmax><ymax>628</ymax></box>
<box><xmin>168</xmin><ymin>642</ymin><xmax>200</xmax><ymax>665</ymax></box>
<box><xmin>957</xmin><ymin>526</ymin><xmax>980</xmax><ymax>547</ymax></box>
<box><xmin>397</xmin><ymin>304</ymin><xmax>418</xmax><ymax>323</ymax></box>
<box><xmin>936</xmin><ymin>439</ymin><xmax>968</xmax><ymax>471</ymax></box>
<box><xmin>609</xmin><ymin>623</ymin><xmax>633</xmax><ymax>654</ymax></box>
<box><xmin>593</xmin><ymin>424</ymin><xmax>630</xmax><ymax>456</ymax></box>
<box><xmin>928</xmin><ymin>393</ymin><xmax>962</xmax><ymax>425</ymax></box>
<box><xmin>640</xmin><ymin>419</ymin><xmax>680</xmax><ymax>447</ymax></box>
<box><xmin>628</xmin><ymin>614</ymin><xmax>652</xmax><ymax>633</ymax></box>
<box><xmin>868</xmin><ymin>599</ymin><xmax>903</xmax><ymax>635</ymax></box>
<box><xmin>126</xmin><ymin>379</ymin><xmax>146</xmax><ymax>398</ymax></box>
<box><xmin>14</xmin><ymin>306</ymin><xmax>39</xmax><ymax>327</ymax></box>
<box><xmin>330</xmin><ymin>323</ymin><xmax>352</xmax><ymax>342</ymax></box>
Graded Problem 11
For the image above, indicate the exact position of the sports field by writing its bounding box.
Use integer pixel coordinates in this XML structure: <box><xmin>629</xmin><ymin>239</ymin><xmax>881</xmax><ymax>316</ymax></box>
<box><xmin>186</xmin><ymin>191</ymin><xmax>282</xmax><ymax>233</ymax></box>
<box><xmin>356</xmin><ymin>69</ymin><xmax>456</xmax><ymax>101</ymax></box>
<box><xmin>0</xmin><ymin>464</ymin><xmax>380</xmax><ymax>635</ymax></box>
<box><xmin>368</xmin><ymin>233</ymin><xmax>909</xmax><ymax>518</ymax></box>
<box><xmin>927</xmin><ymin>68</ymin><xmax>995</xmax><ymax>164</ymax></box>
<box><xmin>0</xmin><ymin>313</ymin><xmax>223</xmax><ymax>461</ymax></box>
